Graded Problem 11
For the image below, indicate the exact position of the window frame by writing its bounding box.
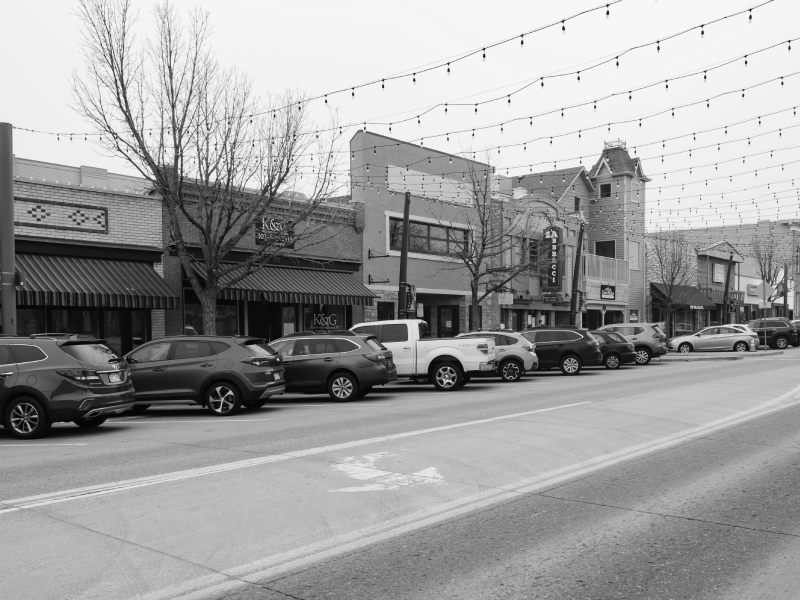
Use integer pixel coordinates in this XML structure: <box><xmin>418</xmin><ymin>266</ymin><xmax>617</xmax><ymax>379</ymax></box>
<box><xmin>128</xmin><ymin>341</ymin><xmax>172</xmax><ymax>363</ymax></box>
<box><xmin>599</xmin><ymin>183</ymin><xmax>612</xmax><ymax>198</ymax></box>
<box><xmin>9</xmin><ymin>344</ymin><xmax>49</xmax><ymax>364</ymax></box>
<box><xmin>389</xmin><ymin>217</ymin><xmax>468</xmax><ymax>257</ymax></box>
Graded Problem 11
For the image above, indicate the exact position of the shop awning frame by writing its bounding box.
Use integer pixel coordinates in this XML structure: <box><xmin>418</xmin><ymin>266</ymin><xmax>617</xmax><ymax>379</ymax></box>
<box><xmin>189</xmin><ymin>264</ymin><xmax>376</xmax><ymax>306</ymax></box>
<box><xmin>14</xmin><ymin>254</ymin><xmax>178</xmax><ymax>309</ymax></box>
<box><xmin>650</xmin><ymin>283</ymin><xmax>716</xmax><ymax>310</ymax></box>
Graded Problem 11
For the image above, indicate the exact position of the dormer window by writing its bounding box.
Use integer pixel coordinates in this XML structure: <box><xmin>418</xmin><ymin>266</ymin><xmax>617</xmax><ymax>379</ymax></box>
<box><xmin>600</xmin><ymin>183</ymin><xmax>612</xmax><ymax>198</ymax></box>
<box><xmin>574</xmin><ymin>197</ymin><xmax>581</xmax><ymax>212</ymax></box>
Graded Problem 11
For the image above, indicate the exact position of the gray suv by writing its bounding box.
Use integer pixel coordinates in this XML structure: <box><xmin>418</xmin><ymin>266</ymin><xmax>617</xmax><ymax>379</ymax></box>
<box><xmin>1</xmin><ymin>334</ymin><xmax>135</xmax><ymax>439</ymax></box>
<box><xmin>457</xmin><ymin>331</ymin><xmax>537</xmax><ymax>382</ymax></box>
<box><xmin>598</xmin><ymin>323</ymin><xmax>667</xmax><ymax>365</ymax></box>
<box><xmin>124</xmin><ymin>336</ymin><xmax>285</xmax><ymax>416</ymax></box>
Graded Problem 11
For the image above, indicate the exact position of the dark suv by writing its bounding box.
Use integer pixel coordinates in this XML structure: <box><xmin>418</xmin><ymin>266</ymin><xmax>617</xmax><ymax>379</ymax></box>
<box><xmin>0</xmin><ymin>334</ymin><xmax>134</xmax><ymax>439</ymax></box>
<box><xmin>745</xmin><ymin>319</ymin><xmax>799</xmax><ymax>349</ymax></box>
<box><xmin>267</xmin><ymin>332</ymin><xmax>397</xmax><ymax>401</ymax></box>
<box><xmin>521</xmin><ymin>327</ymin><xmax>603</xmax><ymax>375</ymax></box>
<box><xmin>124</xmin><ymin>336</ymin><xmax>284</xmax><ymax>416</ymax></box>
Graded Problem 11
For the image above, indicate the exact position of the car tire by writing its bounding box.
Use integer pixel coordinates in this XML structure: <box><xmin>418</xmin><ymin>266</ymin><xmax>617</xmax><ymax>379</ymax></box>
<box><xmin>604</xmin><ymin>353</ymin><xmax>621</xmax><ymax>370</ymax></box>
<box><xmin>205</xmin><ymin>382</ymin><xmax>242</xmax><ymax>416</ymax></box>
<box><xmin>357</xmin><ymin>386</ymin><xmax>372</xmax><ymax>398</ymax></box>
<box><xmin>432</xmin><ymin>361</ymin><xmax>463</xmax><ymax>391</ymax></box>
<box><xmin>244</xmin><ymin>400</ymin><xmax>267</xmax><ymax>409</ymax></box>
<box><xmin>73</xmin><ymin>415</ymin><xmax>108</xmax><ymax>428</ymax></box>
<box><xmin>328</xmin><ymin>372</ymin><xmax>359</xmax><ymax>401</ymax></box>
<box><xmin>678</xmin><ymin>343</ymin><xmax>692</xmax><ymax>354</ymax></box>
<box><xmin>775</xmin><ymin>336</ymin><xmax>789</xmax><ymax>349</ymax></box>
<box><xmin>560</xmin><ymin>355</ymin><xmax>582</xmax><ymax>375</ymax></box>
<box><xmin>131</xmin><ymin>405</ymin><xmax>150</xmax><ymax>414</ymax></box>
<box><xmin>500</xmin><ymin>359</ymin><xmax>523</xmax><ymax>382</ymax></box>
<box><xmin>734</xmin><ymin>341</ymin><xmax>749</xmax><ymax>352</ymax></box>
<box><xmin>4</xmin><ymin>397</ymin><xmax>51</xmax><ymax>439</ymax></box>
<box><xmin>635</xmin><ymin>347</ymin><xmax>652</xmax><ymax>365</ymax></box>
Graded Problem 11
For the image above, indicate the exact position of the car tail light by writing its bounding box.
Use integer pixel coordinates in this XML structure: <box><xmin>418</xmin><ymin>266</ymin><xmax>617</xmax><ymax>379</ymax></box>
<box><xmin>363</xmin><ymin>353</ymin><xmax>386</xmax><ymax>363</ymax></box>
<box><xmin>477</xmin><ymin>342</ymin><xmax>490</xmax><ymax>355</ymax></box>
<box><xmin>56</xmin><ymin>369</ymin><xmax>102</xmax><ymax>385</ymax></box>
<box><xmin>522</xmin><ymin>344</ymin><xmax>536</xmax><ymax>352</ymax></box>
<box><xmin>242</xmin><ymin>357</ymin><xmax>277</xmax><ymax>367</ymax></box>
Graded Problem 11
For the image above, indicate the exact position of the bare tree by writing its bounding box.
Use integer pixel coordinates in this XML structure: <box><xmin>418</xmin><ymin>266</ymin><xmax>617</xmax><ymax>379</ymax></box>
<box><xmin>72</xmin><ymin>0</ymin><xmax>343</xmax><ymax>333</ymax></box>
<box><xmin>750</xmin><ymin>231</ymin><xmax>790</xmax><ymax>302</ymax></box>
<box><xmin>648</xmin><ymin>232</ymin><xmax>697</xmax><ymax>336</ymax></box>
<box><xmin>422</xmin><ymin>162</ymin><xmax>560</xmax><ymax>329</ymax></box>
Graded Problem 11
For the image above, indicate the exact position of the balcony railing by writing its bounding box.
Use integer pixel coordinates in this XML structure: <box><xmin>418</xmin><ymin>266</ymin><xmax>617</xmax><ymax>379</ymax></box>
<box><xmin>698</xmin><ymin>287</ymin><xmax>744</xmax><ymax>304</ymax></box>
<box><xmin>584</xmin><ymin>254</ymin><xmax>629</xmax><ymax>284</ymax></box>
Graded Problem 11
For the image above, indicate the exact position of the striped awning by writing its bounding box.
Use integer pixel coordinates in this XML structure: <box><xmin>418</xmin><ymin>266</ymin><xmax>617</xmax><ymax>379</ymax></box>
<box><xmin>15</xmin><ymin>254</ymin><xmax>178</xmax><ymax>309</ymax></box>
<box><xmin>191</xmin><ymin>264</ymin><xmax>376</xmax><ymax>306</ymax></box>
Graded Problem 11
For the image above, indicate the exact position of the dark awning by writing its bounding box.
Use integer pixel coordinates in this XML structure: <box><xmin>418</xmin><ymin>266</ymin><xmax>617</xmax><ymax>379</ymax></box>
<box><xmin>650</xmin><ymin>283</ymin><xmax>716</xmax><ymax>310</ymax></box>
<box><xmin>15</xmin><ymin>254</ymin><xmax>178</xmax><ymax>309</ymax></box>
<box><xmin>190</xmin><ymin>264</ymin><xmax>376</xmax><ymax>306</ymax></box>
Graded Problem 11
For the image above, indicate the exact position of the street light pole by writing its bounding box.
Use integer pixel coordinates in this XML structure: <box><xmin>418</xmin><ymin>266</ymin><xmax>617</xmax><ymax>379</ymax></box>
<box><xmin>397</xmin><ymin>191</ymin><xmax>411</xmax><ymax>319</ymax></box>
<box><xmin>0</xmin><ymin>122</ymin><xmax>16</xmax><ymax>336</ymax></box>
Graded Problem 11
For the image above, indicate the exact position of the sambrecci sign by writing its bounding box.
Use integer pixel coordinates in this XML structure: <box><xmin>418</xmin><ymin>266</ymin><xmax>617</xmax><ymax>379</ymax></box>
<box><xmin>543</xmin><ymin>226</ymin><xmax>561</xmax><ymax>290</ymax></box>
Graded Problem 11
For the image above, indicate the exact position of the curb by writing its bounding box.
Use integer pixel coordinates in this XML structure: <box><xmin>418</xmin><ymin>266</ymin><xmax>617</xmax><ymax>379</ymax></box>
<box><xmin>659</xmin><ymin>350</ymin><xmax>784</xmax><ymax>362</ymax></box>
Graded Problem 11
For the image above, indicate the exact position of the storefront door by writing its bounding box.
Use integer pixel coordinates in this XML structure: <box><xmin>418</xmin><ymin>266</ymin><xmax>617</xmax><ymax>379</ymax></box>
<box><xmin>437</xmin><ymin>306</ymin><xmax>459</xmax><ymax>338</ymax></box>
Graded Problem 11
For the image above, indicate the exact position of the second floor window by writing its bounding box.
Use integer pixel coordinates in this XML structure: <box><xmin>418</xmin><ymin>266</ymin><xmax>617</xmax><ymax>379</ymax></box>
<box><xmin>389</xmin><ymin>217</ymin><xmax>468</xmax><ymax>257</ymax></box>
<box><xmin>599</xmin><ymin>183</ymin><xmax>612</xmax><ymax>198</ymax></box>
<box><xmin>528</xmin><ymin>239</ymin><xmax>540</xmax><ymax>269</ymax></box>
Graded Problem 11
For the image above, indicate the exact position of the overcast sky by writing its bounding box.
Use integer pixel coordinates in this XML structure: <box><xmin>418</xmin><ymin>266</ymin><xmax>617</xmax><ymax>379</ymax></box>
<box><xmin>2</xmin><ymin>0</ymin><xmax>798</xmax><ymax>238</ymax></box>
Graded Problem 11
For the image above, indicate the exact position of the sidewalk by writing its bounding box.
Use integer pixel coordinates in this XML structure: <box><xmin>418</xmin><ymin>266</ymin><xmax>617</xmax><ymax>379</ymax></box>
<box><xmin>658</xmin><ymin>350</ymin><xmax>785</xmax><ymax>362</ymax></box>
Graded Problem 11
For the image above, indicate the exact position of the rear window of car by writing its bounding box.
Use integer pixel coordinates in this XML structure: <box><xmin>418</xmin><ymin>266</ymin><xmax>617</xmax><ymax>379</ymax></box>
<box><xmin>353</xmin><ymin>325</ymin><xmax>378</xmax><ymax>337</ymax></box>
<box><xmin>247</xmin><ymin>343</ymin><xmax>276</xmax><ymax>357</ymax></box>
<box><xmin>363</xmin><ymin>339</ymin><xmax>383</xmax><ymax>352</ymax></box>
<box><xmin>211</xmin><ymin>341</ymin><xmax>232</xmax><ymax>354</ymax></box>
<box><xmin>767</xmin><ymin>320</ymin><xmax>787</xmax><ymax>327</ymax></box>
<box><xmin>382</xmin><ymin>324</ymin><xmax>409</xmax><ymax>343</ymax></box>
<box><xmin>522</xmin><ymin>332</ymin><xmax>536</xmax><ymax>343</ymax></box>
<box><xmin>335</xmin><ymin>339</ymin><xmax>362</xmax><ymax>352</ymax></box>
<box><xmin>9</xmin><ymin>344</ymin><xmax>48</xmax><ymax>364</ymax></box>
<box><xmin>605</xmin><ymin>332</ymin><xmax>626</xmax><ymax>343</ymax></box>
<box><xmin>60</xmin><ymin>343</ymin><xmax>119</xmax><ymax>364</ymax></box>
<box><xmin>562</xmin><ymin>331</ymin><xmax>582</xmax><ymax>341</ymax></box>
<box><xmin>536</xmin><ymin>331</ymin><xmax>562</xmax><ymax>343</ymax></box>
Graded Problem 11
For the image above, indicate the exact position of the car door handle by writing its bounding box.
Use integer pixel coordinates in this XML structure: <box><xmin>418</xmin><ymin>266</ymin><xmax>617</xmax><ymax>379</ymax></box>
<box><xmin>323</xmin><ymin>357</ymin><xmax>334</xmax><ymax>362</ymax></box>
<box><xmin>282</xmin><ymin>360</ymin><xmax>293</xmax><ymax>365</ymax></box>
<box><xmin>153</xmin><ymin>368</ymin><xmax>166</xmax><ymax>372</ymax></box>
<box><xmin>557</xmin><ymin>344</ymin><xmax>565</xmax><ymax>347</ymax></box>
<box><xmin>200</xmin><ymin>363</ymin><xmax>213</xmax><ymax>367</ymax></box>
<box><xmin>0</xmin><ymin>372</ymin><xmax>13</xmax><ymax>377</ymax></box>
<box><xmin>403</xmin><ymin>347</ymin><xmax>411</xmax><ymax>350</ymax></box>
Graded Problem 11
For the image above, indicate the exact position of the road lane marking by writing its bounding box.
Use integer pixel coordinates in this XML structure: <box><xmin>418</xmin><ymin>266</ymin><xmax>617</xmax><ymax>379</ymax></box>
<box><xmin>330</xmin><ymin>452</ymin><xmax>445</xmax><ymax>493</ymax></box>
<box><xmin>0</xmin><ymin>401</ymin><xmax>589</xmax><ymax>516</ymax></box>
<box><xmin>106</xmin><ymin>419</ymin><xmax>272</xmax><ymax>424</ymax></box>
<box><xmin>132</xmin><ymin>380</ymin><xmax>800</xmax><ymax>600</ymax></box>
<box><xmin>0</xmin><ymin>444</ymin><xmax>88</xmax><ymax>447</ymax></box>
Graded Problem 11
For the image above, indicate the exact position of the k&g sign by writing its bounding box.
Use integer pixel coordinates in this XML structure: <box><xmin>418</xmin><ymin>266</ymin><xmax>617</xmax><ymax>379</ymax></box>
<box><xmin>543</xmin><ymin>226</ymin><xmax>561</xmax><ymax>290</ymax></box>
<box><xmin>256</xmin><ymin>217</ymin><xmax>295</xmax><ymax>247</ymax></box>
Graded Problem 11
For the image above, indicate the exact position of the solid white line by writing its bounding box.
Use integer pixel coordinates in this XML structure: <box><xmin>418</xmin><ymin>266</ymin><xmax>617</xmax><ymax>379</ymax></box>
<box><xmin>0</xmin><ymin>444</ymin><xmax>88</xmax><ymax>447</ymax></box>
<box><xmin>133</xmin><ymin>380</ymin><xmax>800</xmax><ymax>600</ymax></box>
<box><xmin>106</xmin><ymin>419</ymin><xmax>272</xmax><ymax>424</ymax></box>
<box><xmin>0</xmin><ymin>401</ymin><xmax>590</xmax><ymax>516</ymax></box>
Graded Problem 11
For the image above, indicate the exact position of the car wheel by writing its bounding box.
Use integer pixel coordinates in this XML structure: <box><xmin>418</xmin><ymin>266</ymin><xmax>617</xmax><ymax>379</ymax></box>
<box><xmin>244</xmin><ymin>400</ymin><xmax>267</xmax><ymax>409</ymax></box>
<box><xmin>131</xmin><ymin>405</ymin><xmax>150</xmax><ymax>414</ymax></box>
<box><xmin>4</xmin><ymin>397</ymin><xmax>51</xmax><ymax>439</ymax></box>
<box><xmin>329</xmin><ymin>373</ymin><xmax>359</xmax><ymax>401</ymax></box>
<box><xmin>205</xmin><ymin>382</ymin><xmax>242</xmax><ymax>416</ymax></box>
<box><xmin>357</xmin><ymin>386</ymin><xmax>372</xmax><ymax>398</ymax></box>
<box><xmin>635</xmin><ymin>347</ymin><xmax>652</xmax><ymax>365</ymax></box>
<box><xmin>775</xmin><ymin>336</ymin><xmax>789</xmax><ymax>349</ymax></box>
<box><xmin>500</xmin><ymin>360</ymin><xmax>523</xmax><ymax>382</ymax></box>
<box><xmin>678</xmin><ymin>343</ymin><xmax>692</xmax><ymax>354</ymax></box>
<box><xmin>560</xmin><ymin>355</ymin><xmax>582</xmax><ymax>375</ymax></box>
<box><xmin>73</xmin><ymin>415</ymin><xmax>108</xmax><ymax>428</ymax></box>
<box><xmin>734</xmin><ymin>341</ymin><xmax>748</xmax><ymax>352</ymax></box>
<box><xmin>604</xmin><ymin>353</ymin><xmax>621</xmax><ymax>370</ymax></box>
<box><xmin>432</xmin><ymin>361</ymin><xmax>463</xmax><ymax>391</ymax></box>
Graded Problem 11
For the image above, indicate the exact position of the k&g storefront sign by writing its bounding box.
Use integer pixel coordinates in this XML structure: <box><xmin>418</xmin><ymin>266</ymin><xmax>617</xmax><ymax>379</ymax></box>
<box><xmin>256</xmin><ymin>217</ymin><xmax>294</xmax><ymax>248</ymax></box>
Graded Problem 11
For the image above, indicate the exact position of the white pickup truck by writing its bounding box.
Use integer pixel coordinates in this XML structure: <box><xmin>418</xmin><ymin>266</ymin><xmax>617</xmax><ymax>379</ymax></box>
<box><xmin>350</xmin><ymin>319</ymin><xmax>496</xmax><ymax>391</ymax></box>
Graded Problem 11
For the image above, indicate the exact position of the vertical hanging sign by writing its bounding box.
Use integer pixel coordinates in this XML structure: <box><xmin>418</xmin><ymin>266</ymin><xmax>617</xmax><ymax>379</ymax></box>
<box><xmin>543</xmin><ymin>226</ymin><xmax>562</xmax><ymax>290</ymax></box>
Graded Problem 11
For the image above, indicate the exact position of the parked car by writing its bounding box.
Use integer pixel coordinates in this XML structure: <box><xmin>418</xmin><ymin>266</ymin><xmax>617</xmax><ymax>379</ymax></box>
<box><xmin>520</xmin><ymin>327</ymin><xmax>602</xmax><ymax>375</ymax></box>
<box><xmin>350</xmin><ymin>319</ymin><xmax>496</xmax><ymax>391</ymax></box>
<box><xmin>456</xmin><ymin>331</ymin><xmax>537</xmax><ymax>382</ymax></box>
<box><xmin>589</xmin><ymin>330</ymin><xmax>637</xmax><ymax>369</ymax></box>
<box><xmin>597</xmin><ymin>323</ymin><xmax>668</xmax><ymax>365</ymax></box>
<box><xmin>745</xmin><ymin>319</ymin><xmax>799</xmax><ymax>349</ymax></box>
<box><xmin>667</xmin><ymin>326</ymin><xmax>760</xmax><ymax>353</ymax></box>
<box><xmin>0</xmin><ymin>334</ymin><xmax>134</xmax><ymax>439</ymax></box>
<box><xmin>124</xmin><ymin>335</ymin><xmax>285</xmax><ymax>416</ymax></box>
<box><xmin>267</xmin><ymin>332</ymin><xmax>396</xmax><ymax>401</ymax></box>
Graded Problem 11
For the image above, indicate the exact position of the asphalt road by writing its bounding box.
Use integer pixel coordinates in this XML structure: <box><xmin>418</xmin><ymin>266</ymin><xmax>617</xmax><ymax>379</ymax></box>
<box><xmin>2</xmin><ymin>350</ymin><xmax>800</xmax><ymax>600</ymax></box>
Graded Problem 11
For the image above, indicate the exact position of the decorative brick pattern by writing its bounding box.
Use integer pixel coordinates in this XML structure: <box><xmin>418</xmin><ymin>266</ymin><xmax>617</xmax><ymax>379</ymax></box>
<box><xmin>15</xmin><ymin>197</ymin><xmax>108</xmax><ymax>233</ymax></box>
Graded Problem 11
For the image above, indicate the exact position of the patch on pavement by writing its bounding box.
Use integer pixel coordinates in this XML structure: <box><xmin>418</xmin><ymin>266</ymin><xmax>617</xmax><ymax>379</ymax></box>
<box><xmin>330</xmin><ymin>452</ymin><xmax>445</xmax><ymax>492</ymax></box>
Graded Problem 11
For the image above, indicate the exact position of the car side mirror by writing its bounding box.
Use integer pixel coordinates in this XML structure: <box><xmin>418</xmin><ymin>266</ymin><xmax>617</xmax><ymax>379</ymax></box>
<box><xmin>127</xmin><ymin>357</ymin><xmax>138</xmax><ymax>364</ymax></box>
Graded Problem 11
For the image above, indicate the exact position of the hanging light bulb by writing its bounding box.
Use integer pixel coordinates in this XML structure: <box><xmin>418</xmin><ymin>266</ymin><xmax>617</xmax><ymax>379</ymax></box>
<box><xmin>413</xmin><ymin>73</ymin><xmax>416</xmax><ymax>84</ymax></box>
<box><xmin>701</xmin><ymin>25</ymin><xmax>705</xmax><ymax>37</ymax></box>
<box><xmin>561</xmin><ymin>20</ymin><xmax>565</xmax><ymax>34</ymax></box>
<box><xmin>447</xmin><ymin>63</ymin><xmax>451</xmax><ymax>75</ymax></box>
<box><xmin>520</xmin><ymin>34</ymin><xmax>524</xmax><ymax>46</ymax></box>
<box><xmin>482</xmin><ymin>48</ymin><xmax>486</xmax><ymax>60</ymax></box>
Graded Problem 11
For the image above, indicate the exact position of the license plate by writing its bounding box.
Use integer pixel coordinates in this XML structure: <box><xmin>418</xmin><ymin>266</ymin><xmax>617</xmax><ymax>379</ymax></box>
<box><xmin>108</xmin><ymin>372</ymin><xmax>121</xmax><ymax>383</ymax></box>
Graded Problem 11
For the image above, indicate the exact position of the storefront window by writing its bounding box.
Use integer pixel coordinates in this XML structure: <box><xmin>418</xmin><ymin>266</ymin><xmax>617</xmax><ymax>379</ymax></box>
<box><xmin>184</xmin><ymin>301</ymin><xmax>238</xmax><ymax>335</ymax></box>
<box><xmin>53</xmin><ymin>309</ymin><xmax>98</xmax><ymax>336</ymax></box>
<box><xmin>16</xmin><ymin>308</ymin><xmax>46</xmax><ymax>337</ymax></box>
<box><xmin>303</xmin><ymin>305</ymin><xmax>345</xmax><ymax>332</ymax></box>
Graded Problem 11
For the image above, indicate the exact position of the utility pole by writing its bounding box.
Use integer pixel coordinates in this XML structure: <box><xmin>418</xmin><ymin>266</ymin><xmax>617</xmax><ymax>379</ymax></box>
<box><xmin>397</xmin><ymin>191</ymin><xmax>411</xmax><ymax>319</ymax></box>
<box><xmin>0</xmin><ymin>123</ymin><xmax>16</xmax><ymax>336</ymax></box>
<box><xmin>569</xmin><ymin>223</ymin><xmax>585</xmax><ymax>326</ymax></box>
<box><xmin>784</xmin><ymin>261</ymin><xmax>789</xmax><ymax>318</ymax></box>
<box><xmin>721</xmin><ymin>253</ymin><xmax>734</xmax><ymax>325</ymax></box>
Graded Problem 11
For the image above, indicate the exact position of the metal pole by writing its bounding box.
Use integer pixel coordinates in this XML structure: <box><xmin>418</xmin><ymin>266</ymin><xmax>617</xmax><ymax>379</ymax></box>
<box><xmin>784</xmin><ymin>261</ymin><xmax>789</xmax><ymax>318</ymax></box>
<box><xmin>569</xmin><ymin>223</ymin><xmax>584</xmax><ymax>326</ymax></box>
<box><xmin>721</xmin><ymin>253</ymin><xmax>734</xmax><ymax>325</ymax></box>
<box><xmin>397</xmin><ymin>191</ymin><xmax>411</xmax><ymax>319</ymax></box>
<box><xmin>0</xmin><ymin>122</ymin><xmax>16</xmax><ymax>336</ymax></box>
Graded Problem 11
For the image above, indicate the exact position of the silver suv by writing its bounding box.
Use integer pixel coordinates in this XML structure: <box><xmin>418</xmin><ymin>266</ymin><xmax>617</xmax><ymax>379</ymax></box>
<box><xmin>597</xmin><ymin>323</ymin><xmax>667</xmax><ymax>365</ymax></box>
<box><xmin>457</xmin><ymin>331</ymin><xmax>537</xmax><ymax>382</ymax></box>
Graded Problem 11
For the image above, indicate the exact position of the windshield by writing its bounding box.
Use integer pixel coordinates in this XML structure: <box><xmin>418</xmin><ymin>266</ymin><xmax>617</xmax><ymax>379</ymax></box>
<box><xmin>60</xmin><ymin>343</ymin><xmax>121</xmax><ymax>364</ymax></box>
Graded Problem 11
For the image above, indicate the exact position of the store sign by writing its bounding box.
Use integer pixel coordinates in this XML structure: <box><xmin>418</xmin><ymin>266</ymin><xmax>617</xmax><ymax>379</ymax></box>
<box><xmin>712</xmin><ymin>263</ymin><xmax>726</xmax><ymax>284</ymax></box>
<box><xmin>312</xmin><ymin>313</ymin><xmax>339</xmax><ymax>329</ymax></box>
<box><xmin>543</xmin><ymin>226</ymin><xmax>561</xmax><ymax>290</ymax></box>
<box><xmin>689</xmin><ymin>305</ymin><xmax>705</xmax><ymax>310</ymax></box>
<box><xmin>403</xmin><ymin>283</ymin><xmax>417</xmax><ymax>312</ymax></box>
<box><xmin>542</xmin><ymin>293</ymin><xmax>562</xmax><ymax>303</ymax></box>
<box><xmin>600</xmin><ymin>285</ymin><xmax>616</xmax><ymax>300</ymax></box>
<box><xmin>256</xmin><ymin>217</ymin><xmax>295</xmax><ymax>247</ymax></box>
<box><xmin>629</xmin><ymin>309</ymin><xmax>639</xmax><ymax>322</ymax></box>
<box><xmin>416</xmin><ymin>303</ymin><xmax>424</xmax><ymax>317</ymax></box>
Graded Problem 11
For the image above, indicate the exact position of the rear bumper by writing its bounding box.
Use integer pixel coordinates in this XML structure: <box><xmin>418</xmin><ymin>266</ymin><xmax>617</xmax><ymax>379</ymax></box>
<box><xmin>82</xmin><ymin>403</ymin><xmax>134</xmax><ymax>419</ymax></box>
<box><xmin>621</xmin><ymin>351</ymin><xmax>638</xmax><ymax>363</ymax></box>
<box><xmin>257</xmin><ymin>382</ymin><xmax>285</xmax><ymax>399</ymax></box>
<box><xmin>653</xmin><ymin>345</ymin><xmax>668</xmax><ymax>356</ymax></box>
<box><xmin>467</xmin><ymin>360</ymin><xmax>495</xmax><ymax>374</ymax></box>
<box><xmin>50</xmin><ymin>387</ymin><xmax>136</xmax><ymax>422</ymax></box>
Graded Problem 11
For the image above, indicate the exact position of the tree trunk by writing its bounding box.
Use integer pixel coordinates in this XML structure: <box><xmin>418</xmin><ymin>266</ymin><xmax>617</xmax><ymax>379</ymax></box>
<box><xmin>471</xmin><ymin>294</ymin><xmax>481</xmax><ymax>331</ymax></box>
<box><xmin>200</xmin><ymin>291</ymin><xmax>218</xmax><ymax>335</ymax></box>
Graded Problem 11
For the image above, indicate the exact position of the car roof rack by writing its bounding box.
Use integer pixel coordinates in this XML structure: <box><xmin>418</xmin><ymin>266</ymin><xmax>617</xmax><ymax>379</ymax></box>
<box><xmin>280</xmin><ymin>330</ymin><xmax>358</xmax><ymax>338</ymax></box>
